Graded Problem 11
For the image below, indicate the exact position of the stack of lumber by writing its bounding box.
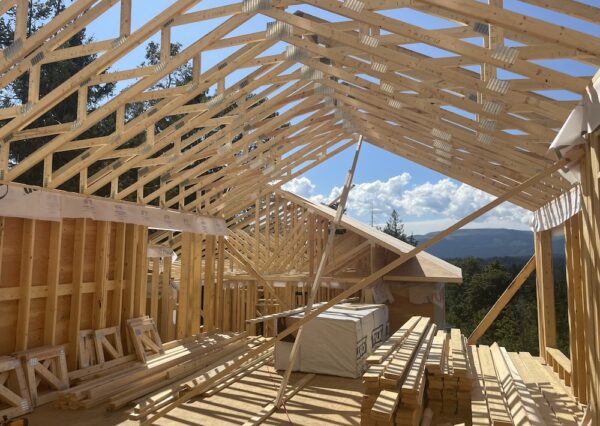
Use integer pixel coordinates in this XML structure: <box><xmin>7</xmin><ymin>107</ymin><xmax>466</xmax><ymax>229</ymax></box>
<box><xmin>425</xmin><ymin>329</ymin><xmax>472</xmax><ymax>417</ymax></box>
<box><xmin>361</xmin><ymin>316</ymin><xmax>437</xmax><ymax>426</ymax></box>
<box><xmin>470</xmin><ymin>343</ymin><xmax>585</xmax><ymax>425</ymax></box>
<box><xmin>54</xmin><ymin>332</ymin><xmax>252</xmax><ymax>410</ymax></box>
<box><xmin>128</xmin><ymin>337</ymin><xmax>272</xmax><ymax>420</ymax></box>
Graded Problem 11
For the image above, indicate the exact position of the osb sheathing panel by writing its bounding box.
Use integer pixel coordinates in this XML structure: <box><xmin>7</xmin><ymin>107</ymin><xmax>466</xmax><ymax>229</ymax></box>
<box><xmin>0</xmin><ymin>217</ymin><xmax>146</xmax><ymax>358</ymax></box>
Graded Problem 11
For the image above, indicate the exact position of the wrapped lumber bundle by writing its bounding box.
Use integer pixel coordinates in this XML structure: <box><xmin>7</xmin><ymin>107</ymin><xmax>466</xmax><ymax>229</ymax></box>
<box><xmin>470</xmin><ymin>343</ymin><xmax>585</xmax><ymax>426</ymax></box>
<box><xmin>361</xmin><ymin>316</ymin><xmax>437</xmax><ymax>426</ymax></box>
<box><xmin>425</xmin><ymin>329</ymin><xmax>472</xmax><ymax>417</ymax></box>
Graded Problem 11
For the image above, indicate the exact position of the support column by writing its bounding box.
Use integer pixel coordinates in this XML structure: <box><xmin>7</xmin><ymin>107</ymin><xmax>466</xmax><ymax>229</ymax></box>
<box><xmin>534</xmin><ymin>229</ymin><xmax>555</xmax><ymax>359</ymax></box>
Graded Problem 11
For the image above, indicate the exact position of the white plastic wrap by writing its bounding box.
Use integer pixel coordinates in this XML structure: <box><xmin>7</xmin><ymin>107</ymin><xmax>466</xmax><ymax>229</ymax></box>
<box><xmin>274</xmin><ymin>304</ymin><xmax>388</xmax><ymax>378</ymax></box>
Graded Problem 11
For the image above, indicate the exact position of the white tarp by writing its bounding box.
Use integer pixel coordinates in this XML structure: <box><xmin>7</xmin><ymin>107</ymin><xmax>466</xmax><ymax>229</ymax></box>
<box><xmin>0</xmin><ymin>182</ymin><xmax>227</xmax><ymax>235</ymax></box>
<box><xmin>533</xmin><ymin>78</ymin><xmax>600</xmax><ymax>231</ymax></box>
<box><xmin>530</xmin><ymin>185</ymin><xmax>581</xmax><ymax>232</ymax></box>
<box><xmin>274</xmin><ymin>304</ymin><xmax>389</xmax><ymax>378</ymax></box>
<box><xmin>550</xmin><ymin>78</ymin><xmax>600</xmax><ymax>185</ymax></box>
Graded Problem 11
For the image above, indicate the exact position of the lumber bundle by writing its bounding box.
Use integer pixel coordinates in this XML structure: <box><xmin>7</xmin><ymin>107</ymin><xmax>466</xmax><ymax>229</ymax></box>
<box><xmin>425</xmin><ymin>329</ymin><xmax>472</xmax><ymax>417</ymax></box>
<box><xmin>470</xmin><ymin>343</ymin><xmax>585</xmax><ymax>426</ymax></box>
<box><xmin>128</xmin><ymin>336</ymin><xmax>272</xmax><ymax>420</ymax></box>
<box><xmin>361</xmin><ymin>316</ymin><xmax>437</xmax><ymax>426</ymax></box>
<box><xmin>54</xmin><ymin>331</ymin><xmax>251</xmax><ymax>410</ymax></box>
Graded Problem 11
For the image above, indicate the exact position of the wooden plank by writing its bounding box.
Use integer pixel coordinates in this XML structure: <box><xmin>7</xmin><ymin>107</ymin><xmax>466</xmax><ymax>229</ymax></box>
<box><xmin>477</xmin><ymin>345</ymin><xmax>512</xmax><ymax>425</ymax></box>
<box><xmin>150</xmin><ymin>258</ymin><xmax>160</xmax><ymax>324</ymax></box>
<box><xmin>15</xmin><ymin>219</ymin><xmax>35</xmax><ymax>352</ymax></box>
<box><xmin>535</xmin><ymin>230</ymin><xmax>556</xmax><ymax>358</ymax></box>
<box><xmin>177</xmin><ymin>233</ymin><xmax>191</xmax><ymax>339</ymax></box>
<box><xmin>490</xmin><ymin>343</ymin><xmax>531</xmax><ymax>426</ymax></box>
<box><xmin>161</xmin><ymin>255</ymin><xmax>173</xmax><ymax>340</ymax></box>
<box><xmin>371</xmin><ymin>390</ymin><xmax>400</xmax><ymax>422</ymax></box>
<box><xmin>469</xmin><ymin>255</ymin><xmax>536</xmax><ymax>344</ymax></box>
<box><xmin>468</xmin><ymin>345</ymin><xmax>491</xmax><ymax>425</ymax></box>
<box><xmin>44</xmin><ymin>220</ymin><xmax>62</xmax><ymax>345</ymax></box>
<box><xmin>204</xmin><ymin>235</ymin><xmax>216</xmax><ymax>332</ymax></box>
<box><xmin>122</xmin><ymin>224</ymin><xmax>139</xmax><ymax>325</ymax></box>
<box><xmin>134</xmin><ymin>226</ymin><xmax>148</xmax><ymax>317</ymax></box>
<box><xmin>499</xmin><ymin>347</ymin><xmax>544</xmax><ymax>425</ymax></box>
<box><xmin>384</xmin><ymin>317</ymin><xmax>430</xmax><ymax>381</ymax></box>
<box><xmin>68</xmin><ymin>219</ymin><xmax>87</xmax><ymax>370</ymax></box>
<box><xmin>93</xmin><ymin>221</ymin><xmax>110</xmax><ymax>329</ymax></box>
<box><xmin>111</xmin><ymin>222</ymin><xmax>127</xmax><ymax>327</ymax></box>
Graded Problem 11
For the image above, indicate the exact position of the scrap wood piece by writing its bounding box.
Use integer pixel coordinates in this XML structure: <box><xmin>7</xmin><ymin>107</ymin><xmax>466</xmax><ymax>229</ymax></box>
<box><xmin>0</xmin><ymin>356</ymin><xmax>31</xmax><ymax>420</ymax></box>
<box><xmin>242</xmin><ymin>373</ymin><xmax>315</xmax><ymax>426</ymax></box>
<box><xmin>77</xmin><ymin>330</ymin><xmax>97</xmax><ymax>369</ymax></box>
<box><xmin>93</xmin><ymin>325</ymin><xmax>124</xmax><ymax>364</ymax></box>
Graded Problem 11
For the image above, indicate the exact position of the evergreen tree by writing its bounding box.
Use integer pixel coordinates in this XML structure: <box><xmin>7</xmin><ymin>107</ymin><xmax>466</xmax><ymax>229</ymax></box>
<box><xmin>380</xmin><ymin>209</ymin><xmax>417</xmax><ymax>245</ymax></box>
<box><xmin>0</xmin><ymin>0</ymin><xmax>115</xmax><ymax>190</ymax></box>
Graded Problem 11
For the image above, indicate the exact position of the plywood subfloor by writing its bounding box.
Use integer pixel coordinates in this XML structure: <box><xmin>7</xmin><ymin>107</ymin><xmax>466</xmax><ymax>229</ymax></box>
<box><xmin>27</xmin><ymin>364</ymin><xmax>364</xmax><ymax>425</ymax></box>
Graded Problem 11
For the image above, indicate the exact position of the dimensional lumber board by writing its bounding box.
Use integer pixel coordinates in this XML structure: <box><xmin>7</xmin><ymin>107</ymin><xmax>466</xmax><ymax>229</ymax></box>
<box><xmin>477</xmin><ymin>345</ymin><xmax>512</xmax><ymax>425</ymax></box>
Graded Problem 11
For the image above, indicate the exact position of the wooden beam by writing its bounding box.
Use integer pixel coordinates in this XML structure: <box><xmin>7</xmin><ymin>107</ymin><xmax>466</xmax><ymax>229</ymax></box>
<box><xmin>535</xmin><ymin>229</ymin><xmax>556</xmax><ymax>358</ymax></box>
<box><xmin>468</xmin><ymin>255</ymin><xmax>536</xmax><ymax>344</ymax></box>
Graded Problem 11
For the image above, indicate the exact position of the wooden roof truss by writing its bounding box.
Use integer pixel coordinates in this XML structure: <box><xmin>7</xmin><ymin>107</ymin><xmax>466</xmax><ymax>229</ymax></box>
<box><xmin>1</xmin><ymin>0</ymin><xmax>598</xmax><ymax>217</ymax></box>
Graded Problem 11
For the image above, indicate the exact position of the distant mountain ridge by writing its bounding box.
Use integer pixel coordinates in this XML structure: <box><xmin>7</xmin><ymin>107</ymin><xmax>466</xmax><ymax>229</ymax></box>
<box><xmin>414</xmin><ymin>228</ymin><xmax>565</xmax><ymax>259</ymax></box>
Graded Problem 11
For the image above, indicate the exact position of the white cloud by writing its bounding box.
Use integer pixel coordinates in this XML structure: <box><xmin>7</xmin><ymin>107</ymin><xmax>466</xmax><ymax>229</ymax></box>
<box><xmin>281</xmin><ymin>176</ymin><xmax>316</xmax><ymax>197</ymax></box>
<box><xmin>281</xmin><ymin>174</ymin><xmax>532</xmax><ymax>233</ymax></box>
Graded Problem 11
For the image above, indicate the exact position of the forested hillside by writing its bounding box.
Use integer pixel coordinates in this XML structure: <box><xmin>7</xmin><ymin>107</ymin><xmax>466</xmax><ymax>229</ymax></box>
<box><xmin>445</xmin><ymin>256</ymin><xmax>569</xmax><ymax>356</ymax></box>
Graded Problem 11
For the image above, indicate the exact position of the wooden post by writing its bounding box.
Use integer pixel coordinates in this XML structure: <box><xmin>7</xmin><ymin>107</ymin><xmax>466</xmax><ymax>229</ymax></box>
<box><xmin>535</xmin><ymin>229</ymin><xmax>555</xmax><ymax>359</ymax></box>
<box><xmin>93</xmin><ymin>221</ymin><xmax>110</xmax><ymax>329</ymax></box>
<box><xmin>204</xmin><ymin>235</ymin><xmax>216</xmax><ymax>332</ymax></box>
<box><xmin>15</xmin><ymin>219</ymin><xmax>35</xmax><ymax>352</ymax></box>
<box><xmin>580</xmin><ymin>133</ymin><xmax>600</xmax><ymax>422</ymax></box>
<box><xmin>43</xmin><ymin>221</ymin><xmax>62</xmax><ymax>345</ymax></box>
<box><xmin>68</xmin><ymin>219</ymin><xmax>87</xmax><ymax>370</ymax></box>
<box><xmin>111</xmin><ymin>222</ymin><xmax>127</xmax><ymax>327</ymax></box>
<box><xmin>177</xmin><ymin>233</ymin><xmax>191</xmax><ymax>339</ymax></box>
<box><xmin>161</xmin><ymin>255</ymin><xmax>173</xmax><ymax>341</ymax></box>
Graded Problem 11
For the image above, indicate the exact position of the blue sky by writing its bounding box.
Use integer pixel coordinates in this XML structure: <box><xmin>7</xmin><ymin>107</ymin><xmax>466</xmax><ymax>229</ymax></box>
<box><xmin>82</xmin><ymin>0</ymin><xmax>599</xmax><ymax>234</ymax></box>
